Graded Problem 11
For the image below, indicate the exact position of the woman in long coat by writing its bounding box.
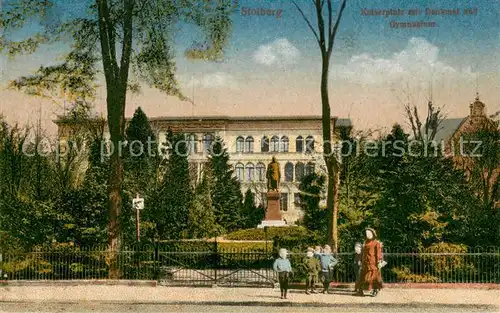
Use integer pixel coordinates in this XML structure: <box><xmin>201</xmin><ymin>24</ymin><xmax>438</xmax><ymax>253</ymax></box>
<box><xmin>354</xmin><ymin>228</ymin><xmax>383</xmax><ymax>296</ymax></box>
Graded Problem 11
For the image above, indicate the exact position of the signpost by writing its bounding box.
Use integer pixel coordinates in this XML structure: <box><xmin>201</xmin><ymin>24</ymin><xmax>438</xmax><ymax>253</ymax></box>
<box><xmin>133</xmin><ymin>194</ymin><xmax>144</xmax><ymax>242</ymax></box>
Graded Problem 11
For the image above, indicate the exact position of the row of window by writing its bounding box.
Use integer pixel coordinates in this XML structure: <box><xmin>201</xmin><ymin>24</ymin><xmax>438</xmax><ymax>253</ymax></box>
<box><xmin>183</xmin><ymin>134</ymin><xmax>316</xmax><ymax>154</ymax></box>
<box><xmin>237</xmin><ymin>136</ymin><xmax>315</xmax><ymax>153</ymax></box>
<box><xmin>186</xmin><ymin>133</ymin><xmax>214</xmax><ymax>153</ymax></box>
<box><xmin>235</xmin><ymin>162</ymin><xmax>315</xmax><ymax>182</ymax></box>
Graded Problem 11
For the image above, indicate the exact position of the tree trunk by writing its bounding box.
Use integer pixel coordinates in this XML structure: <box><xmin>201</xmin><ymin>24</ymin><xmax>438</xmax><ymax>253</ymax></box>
<box><xmin>106</xmin><ymin>84</ymin><xmax>126</xmax><ymax>279</ymax></box>
<box><xmin>332</xmin><ymin>161</ymin><xmax>340</xmax><ymax>253</ymax></box>
<box><xmin>320</xmin><ymin>54</ymin><xmax>338</xmax><ymax>250</ymax></box>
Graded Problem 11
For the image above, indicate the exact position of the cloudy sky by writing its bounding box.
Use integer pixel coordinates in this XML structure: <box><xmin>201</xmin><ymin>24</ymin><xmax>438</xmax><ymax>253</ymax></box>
<box><xmin>1</xmin><ymin>0</ymin><xmax>499</xmax><ymax>134</ymax></box>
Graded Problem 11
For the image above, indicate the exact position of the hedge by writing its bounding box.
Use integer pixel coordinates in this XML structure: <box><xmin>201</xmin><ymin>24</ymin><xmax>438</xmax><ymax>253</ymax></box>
<box><xmin>224</xmin><ymin>227</ymin><xmax>309</xmax><ymax>241</ymax></box>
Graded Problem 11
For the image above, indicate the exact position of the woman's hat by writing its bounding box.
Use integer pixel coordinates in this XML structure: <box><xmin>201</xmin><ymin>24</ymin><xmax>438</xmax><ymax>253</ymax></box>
<box><xmin>365</xmin><ymin>228</ymin><xmax>377</xmax><ymax>238</ymax></box>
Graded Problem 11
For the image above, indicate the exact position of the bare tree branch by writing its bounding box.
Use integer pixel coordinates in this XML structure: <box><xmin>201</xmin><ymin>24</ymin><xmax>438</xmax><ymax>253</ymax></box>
<box><xmin>119</xmin><ymin>0</ymin><xmax>133</xmax><ymax>86</ymax></box>
<box><xmin>292</xmin><ymin>1</ymin><xmax>321</xmax><ymax>48</ymax></box>
<box><xmin>96</xmin><ymin>0</ymin><xmax>115</xmax><ymax>83</ymax></box>
<box><xmin>327</xmin><ymin>0</ymin><xmax>347</xmax><ymax>56</ymax></box>
<box><xmin>315</xmin><ymin>0</ymin><xmax>326</xmax><ymax>52</ymax></box>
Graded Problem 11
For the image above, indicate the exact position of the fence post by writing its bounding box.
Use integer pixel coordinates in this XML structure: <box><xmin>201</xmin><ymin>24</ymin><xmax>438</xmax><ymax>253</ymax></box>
<box><xmin>213</xmin><ymin>238</ymin><xmax>218</xmax><ymax>286</ymax></box>
<box><xmin>154</xmin><ymin>242</ymin><xmax>159</xmax><ymax>280</ymax></box>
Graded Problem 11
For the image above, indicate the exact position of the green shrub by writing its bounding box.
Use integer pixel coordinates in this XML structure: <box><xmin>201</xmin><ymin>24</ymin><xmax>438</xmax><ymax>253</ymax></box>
<box><xmin>218</xmin><ymin>242</ymin><xmax>272</xmax><ymax>252</ymax></box>
<box><xmin>392</xmin><ymin>266</ymin><xmax>439</xmax><ymax>283</ymax></box>
<box><xmin>156</xmin><ymin>240</ymin><xmax>215</xmax><ymax>252</ymax></box>
<box><xmin>273</xmin><ymin>231</ymin><xmax>327</xmax><ymax>254</ymax></box>
<box><xmin>224</xmin><ymin>227</ymin><xmax>308</xmax><ymax>241</ymax></box>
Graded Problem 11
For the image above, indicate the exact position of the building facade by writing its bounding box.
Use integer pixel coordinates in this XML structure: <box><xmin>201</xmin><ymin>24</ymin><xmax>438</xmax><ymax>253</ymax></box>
<box><xmin>56</xmin><ymin>115</ymin><xmax>352</xmax><ymax>224</ymax></box>
<box><xmin>435</xmin><ymin>95</ymin><xmax>499</xmax><ymax>209</ymax></box>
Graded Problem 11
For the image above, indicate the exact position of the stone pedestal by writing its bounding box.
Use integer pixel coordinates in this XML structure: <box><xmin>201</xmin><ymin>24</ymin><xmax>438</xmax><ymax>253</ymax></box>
<box><xmin>257</xmin><ymin>191</ymin><xmax>287</xmax><ymax>228</ymax></box>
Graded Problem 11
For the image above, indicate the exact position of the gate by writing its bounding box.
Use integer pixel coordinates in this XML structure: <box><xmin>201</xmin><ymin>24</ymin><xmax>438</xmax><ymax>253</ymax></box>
<box><xmin>156</xmin><ymin>241</ymin><xmax>275</xmax><ymax>287</ymax></box>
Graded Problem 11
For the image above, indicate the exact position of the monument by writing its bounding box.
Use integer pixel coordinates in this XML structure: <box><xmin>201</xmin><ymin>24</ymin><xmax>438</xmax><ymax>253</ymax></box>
<box><xmin>257</xmin><ymin>156</ymin><xmax>287</xmax><ymax>228</ymax></box>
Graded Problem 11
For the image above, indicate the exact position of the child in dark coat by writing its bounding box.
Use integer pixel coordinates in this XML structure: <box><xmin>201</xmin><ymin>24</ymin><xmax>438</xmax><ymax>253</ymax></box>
<box><xmin>302</xmin><ymin>247</ymin><xmax>321</xmax><ymax>294</ymax></box>
<box><xmin>353</xmin><ymin>242</ymin><xmax>362</xmax><ymax>291</ymax></box>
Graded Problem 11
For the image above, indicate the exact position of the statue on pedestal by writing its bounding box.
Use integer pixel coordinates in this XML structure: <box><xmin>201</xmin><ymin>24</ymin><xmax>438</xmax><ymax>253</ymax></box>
<box><xmin>257</xmin><ymin>156</ymin><xmax>287</xmax><ymax>228</ymax></box>
<box><xmin>267</xmin><ymin>156</ymin><xmax>281</xmax><ymax>192</ymax></box>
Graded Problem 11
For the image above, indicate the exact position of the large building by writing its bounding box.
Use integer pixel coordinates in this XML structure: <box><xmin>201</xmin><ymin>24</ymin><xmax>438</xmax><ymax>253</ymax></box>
<box><xmin>56</xmin><ymin>115</ymin><xmax>352</xmax><ymax>224</ymax></box>
<box><xmin>436</xmin><ymin>95</ymin><xmax>499</xmax><ymax>209</ymax></box>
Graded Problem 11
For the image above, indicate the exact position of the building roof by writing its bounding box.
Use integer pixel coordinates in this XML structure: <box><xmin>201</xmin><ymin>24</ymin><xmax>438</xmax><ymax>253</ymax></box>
<box><xmin>55</xmin><ymin>115</ymin><xmax>353</xmax><ymax>127</ymax></box>
<box><xmin>433</xmin><ymin>118</ymin><xmax>466</xmax><ymax>142</ymax></box>
<box><xmin>147</xmin><ymin>115</ymin><xmax>351</xmax><ymax>125</ymax></box>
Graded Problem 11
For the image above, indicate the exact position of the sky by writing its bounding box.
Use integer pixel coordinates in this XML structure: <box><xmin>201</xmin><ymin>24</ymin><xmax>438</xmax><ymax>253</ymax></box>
<box><xmin>1</xmin><ymin>0</ymin><xmax>499</xmax><ymax>135</ymax></box>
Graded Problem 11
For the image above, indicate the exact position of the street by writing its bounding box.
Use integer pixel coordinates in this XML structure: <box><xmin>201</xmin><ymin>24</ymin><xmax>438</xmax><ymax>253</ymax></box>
<box><xmin>0</xmin><ymin>302</ymin><xmax>498</xmax><ymax>313</ymax></box>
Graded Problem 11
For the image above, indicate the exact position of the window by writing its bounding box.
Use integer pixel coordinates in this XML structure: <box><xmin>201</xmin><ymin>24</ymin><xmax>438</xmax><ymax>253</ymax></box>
<box><xmin>305</xmin><ymin>136</ymin><xmax>314</xmax><ymax>153</ymax></box>
<box><xmin>236</xmin><ymin>136</ymin><xmax>244</xmax><ymax>153</ymax></box>
<box><xmin>284</xmin><ymin>162</ymin><xmax>294</xmax><ymax>182</ymax></box>
<box><xmin>280</xmin><ymin>193</ymin><xmax>288</xmax><ymax>211</ymax></box>
<box><xmin>296</xmin><ymin>136</ymin><xmax>304</xmax><ymax>152</ymax></box>
<box><xmin>295</xmin><ymin>162</ymin><xmax>305</xmax><ymax>182</ymax></box>
<box><xmin>270</xmin><ymin>136</ymin><xmax>279</xmax><ymax>152</ymax></box>
<box><xmin>305</xmin><ymin>162</ymin><xmax>315</xmax><ymax>175</ymax></box>
<box><xmin>245</xmin><ymin>163</ymin><xmax>255</xmax><ymax>181</ymax></box>
<box><xmin>235</xmin><ymin>163</ymin><xmax>244</xmax><ymax>181</ymax></box>
<box><xmin>294</xmin><ymin>193</ymin><xmax>301</xmax><ymax>205</ymax></box>
<box><xmin>245</xmin><ymin>136</ymin><xmax>254</xmax><ymax>153</ymax></box>
<box><xmin>256</xmin><ymin>162</ymin><xmax>266</xmax><ymax>181</ymax></box>
<box><xmin>261</xmin><ymin>136</ymin><xmax>269</xmax><ymax>152</ymax></box>
<box><xmin>187</xmin><ymin>134</ymin><xmax>197</xmax><ymax>154</ymax></box>
<box><xmin>280</xmin><ymin>136</ymin><xmax>289</xmax><ymax>152</ymax></box>
<box><xmin>203</xmin><ymin>133</ymin><xmax>214</xmax><ymax>153</ymax></box>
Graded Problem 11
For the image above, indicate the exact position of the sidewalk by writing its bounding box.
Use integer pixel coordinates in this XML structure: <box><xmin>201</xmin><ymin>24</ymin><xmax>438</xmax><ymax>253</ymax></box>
<box><xmin>1</xmin><ymin>285</ymin><xmax>499</xmax><ymax>309</ymax></box>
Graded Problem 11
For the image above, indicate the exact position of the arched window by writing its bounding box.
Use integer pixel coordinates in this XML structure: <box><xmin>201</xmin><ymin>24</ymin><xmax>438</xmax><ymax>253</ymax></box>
<box><xmin>285</xmin><ymin>162</ymin><xmax>294</xmax><ymax>182</ymax></box>
<box><xmin>246</xmin><ymin>162</ymin><xmax>255</xmax><ymax>181</ymax></box>
<box><xmin>296</xmin><ymin>136</ymin><xmax>304</xmax><ymax>153</ymax></box>
<box><xmin>235</xmin><ymin>163</ymin><xmax>244</xmax><ymax>181</ymax></box>
<box><xmin>305</xmin><ymin>136</ymin><xmax>314</xmax><ymax>153</ymax></box>
<box><xmin>187</xmin><ymin>133</ymin><xmax>197</xmax><ymax>154</ymax></box>
<box><xmin>236</xmin><ymin>136</ymin><xmax>244</xmax><ymax>153</ymax></box>
<box><xmin>245</xmin><ymin>136</ymin><xmax>254</xmax><ymax>153</ymax></box>
<box><xmin>203</xmin><ymin>133</ymin><xmax>214</xmax><ymax>153</ymax></box>
<box><xmin>305</xmin><ymin>162</ymin><xmax>315</xmax><ymax>175</ymax></box>
<box><xmin>256</xmin><ymin>162</ymin><xmax>266</xmax><ymax>181</ymax></box>
<box><xmin>295</xmin><ymin>162</ymin><xmax>305</xmax><ymax>182</ymax></box>
<box><xmin>280</xmin><ymin>193</ymin><xmax>288</xmax><ymax>211</ymax></box>
<box><xmin>270</xmin><ymin>135</ymin><xmax>279</xmax><ymax>152</ymax></box>
<box><xmin>280</xmin><ymin>136</ymin><xmax>289</xmax><ymax>152</ymax></box>
<box><xmin>261</xmin><ymin>136</ymin><xmax>269</xmax><ymax>152</ymax></box>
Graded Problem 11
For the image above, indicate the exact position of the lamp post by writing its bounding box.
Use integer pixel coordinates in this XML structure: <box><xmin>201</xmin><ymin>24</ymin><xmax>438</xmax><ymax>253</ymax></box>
<box><xmin>133</xmin><ymin>193</ymin><xmax>144</xmax><ymax>242</ymax></box>
<box><xmin>264</xmin><ymin>226</ymin><xmax>269</xmax><ymax>283</ymax></box>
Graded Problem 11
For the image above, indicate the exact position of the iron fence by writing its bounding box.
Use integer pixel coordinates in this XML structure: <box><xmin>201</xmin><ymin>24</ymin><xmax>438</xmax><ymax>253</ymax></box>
<box><xmin>1</xmin><ymin>246</ymin><xmax>499</xmax><ymax>286</ymax></box>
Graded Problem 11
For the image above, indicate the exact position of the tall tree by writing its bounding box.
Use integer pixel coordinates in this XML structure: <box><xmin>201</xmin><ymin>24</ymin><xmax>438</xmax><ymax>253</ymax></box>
<box><xmin>124</xmin><ymin>107</ymin><xmax>158</xmax><ymax>197</ymax></box>
<box><xmin>154</xmin><ymin>130</ymin><xmax>192</xmax><ymax>239</ymax></box>
<box><xmin>403</xmin><ymin>99</ymin><xmax>445</xmax><ymax>141</ymax></box>
<box><xmin>241</xmin><ymin>189</ymin><xmax>265</xmax><ymax>229</ymax></box>
<box><xmin>365</xmin><ymin>125</ymin><xmax>477</xmax><ymax>248</ymax></box>
<box><xmin>299</xmin><ymin>172</ymin><xmax>328</xmax><ymax>233</ymax></box>
<box><xmin>2</xmin><ymin>0</ymin><xmax>236</xmax><ymax>277</ymax></box>
<box><xmin>292</xmin><ymin>0</ymin><xmax>348</xmax><ymax>251</ymax></box>
<box><xmin>187</xmin><ymin>164</ymin><xmax>221</xmax><ymax>238</ymax></box>
<box><xmin>209</xmin><ymin>137</ymin><xmax>243</xmax><ymax>233</ymax></box>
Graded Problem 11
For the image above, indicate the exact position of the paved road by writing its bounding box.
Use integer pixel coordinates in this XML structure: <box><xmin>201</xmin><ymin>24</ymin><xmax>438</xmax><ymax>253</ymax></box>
<box><xmin>1</xmin><ymin>302</ymin><xmax>499</xmax><ymax>313</ymax></box>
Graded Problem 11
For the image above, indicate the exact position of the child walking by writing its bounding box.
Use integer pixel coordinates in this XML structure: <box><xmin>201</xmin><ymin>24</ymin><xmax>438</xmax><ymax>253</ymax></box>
<box><xmin>273</xmin><ymin>248</ymin><xmax>292</xmax><ymax>299</ymax></box>
<box><xmin>353</xmin><ymin>242</ymin><xmax>362</xmax><ymax>291</ymax></box>
<box><xmin>302</xmin><ymin>247</ymin><xmax>321</xmax><ymax>294</ymax></box>
<box><xmin>318</xmin><ymin>244</ymin><xmax>338</xmax><ymax>294</ymax></box>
